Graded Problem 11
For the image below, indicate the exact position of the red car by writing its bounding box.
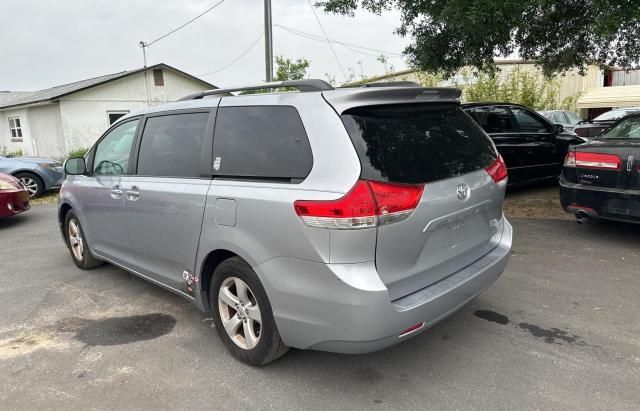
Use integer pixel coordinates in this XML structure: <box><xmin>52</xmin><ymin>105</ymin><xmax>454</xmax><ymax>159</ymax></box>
<box><xmin>0</xmin><ymin>172</ymin><xmax>30</xmax><ymax>218</ymax></box>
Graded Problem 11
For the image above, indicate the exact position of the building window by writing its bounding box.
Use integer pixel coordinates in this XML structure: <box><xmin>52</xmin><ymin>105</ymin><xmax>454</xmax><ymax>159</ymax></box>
<box><xmin>153</xmin><ymin>69</ymin><xmax>164</xmax><ymax>86</ymax></box>
<box><xmin>107</xmin><ymin>111</ymin><xmax>130</xmax><ymax>125</ymax></box>
<box><xmin>8</xmin><ymin>117</ymin><xmax>23</xmax><ymax>141</ymax></box>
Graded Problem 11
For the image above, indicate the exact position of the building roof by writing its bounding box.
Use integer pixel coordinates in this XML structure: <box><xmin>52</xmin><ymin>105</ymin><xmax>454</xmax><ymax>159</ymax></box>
<box><xmin>0</xmin><ymin>63</ymin><xmax>215</xmax><ymax>110</ymax></box>
<box><xmin>577</xmin><ymin>85</ymin><xmax>640</xmax><ymax>109</ymax></box>
<box><xmin>0</xmin><ymin>91</ymin><xmax>36</xmax><ymax>106</ymax></box>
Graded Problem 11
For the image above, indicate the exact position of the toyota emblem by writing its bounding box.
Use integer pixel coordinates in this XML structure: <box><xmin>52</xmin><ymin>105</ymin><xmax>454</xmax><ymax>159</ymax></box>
<box><xmin>457</xmin><ymin>183</ymin><xmax>470</xmax><ymax>201</ymax></box>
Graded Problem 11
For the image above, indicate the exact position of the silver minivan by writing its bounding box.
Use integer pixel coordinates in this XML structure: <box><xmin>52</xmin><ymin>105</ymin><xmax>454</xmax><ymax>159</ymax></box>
<box><xmin>60</xmin><ymin>80</ymin><xmax>512</xmax><ymax>365</ymax></box>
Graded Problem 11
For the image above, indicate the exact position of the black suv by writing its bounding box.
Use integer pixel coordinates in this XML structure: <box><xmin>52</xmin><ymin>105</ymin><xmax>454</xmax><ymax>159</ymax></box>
<box><xmin>463</xmin><ymin>103</ymin><xmax>585</xmax><ymax>185</ymax></box>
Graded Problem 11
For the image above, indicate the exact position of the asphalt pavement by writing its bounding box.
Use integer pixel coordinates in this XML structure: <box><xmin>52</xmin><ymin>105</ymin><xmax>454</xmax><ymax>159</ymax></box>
<box><xmin>0</xmin><ymin>204</ymin><xmax>638</xmax><ymax>410</ymax></box>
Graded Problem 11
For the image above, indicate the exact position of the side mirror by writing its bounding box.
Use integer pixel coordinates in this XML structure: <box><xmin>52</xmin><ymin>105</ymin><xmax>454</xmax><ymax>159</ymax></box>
<box><xmin>64</xmin><ymin>157</ymin><xmax>86</xmax><ymax>175</ymax></box>
<box><xmin>553</xmin><ymin>123</ymin><xmax>564</xmax><ymax>134</ymax></box>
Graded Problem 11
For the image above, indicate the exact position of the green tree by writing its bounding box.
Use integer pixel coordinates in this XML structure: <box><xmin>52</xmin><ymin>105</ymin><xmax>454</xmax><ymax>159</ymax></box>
<box><xmin>274</xmin><ymin>56</ymin><xmax>311</xmax><ymax>81</ymax></box>
<box><xmin>241</xmin><ymin>56</ymin><xmax>311</xmax><ymax>94</ymax></box>
<box><xmin>319</xmin><ymin>0</ymin><xmax>640</xmax><ymax>76</ymax></box>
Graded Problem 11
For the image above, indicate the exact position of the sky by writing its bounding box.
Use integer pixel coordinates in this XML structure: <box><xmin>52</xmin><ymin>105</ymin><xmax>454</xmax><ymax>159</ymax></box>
<box><xmin>0</xmin><ymin>0</ymin><xmax>411</xmax><ymax>91</ymax></box>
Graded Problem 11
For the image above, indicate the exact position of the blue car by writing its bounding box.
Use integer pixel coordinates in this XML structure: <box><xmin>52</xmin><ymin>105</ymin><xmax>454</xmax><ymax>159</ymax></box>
<box><xmin>0</xmin><ymin>155</ymin><xmax>64</xmax><ymax>197</ymax></box>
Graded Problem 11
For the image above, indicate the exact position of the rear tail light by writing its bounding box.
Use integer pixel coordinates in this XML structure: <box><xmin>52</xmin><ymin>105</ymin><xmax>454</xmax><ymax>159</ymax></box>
<box><xmin>566</xmin><ymin>152</ymin><xmax>621</xmax><ymax>170</ymax></box>
<box><xmin>564</xmin><ymin>151</ymin><xmax>576</xmax><ymax>167</ymax></box>
<box><xmin>485</xmin><ymin>154</ymin><xmax>508</xmax><ymax>183</ymax></box>
<box><xmin>294</xmin><ymin>180</ymin><xmax>424</xmax><ymax>229</ymax></box>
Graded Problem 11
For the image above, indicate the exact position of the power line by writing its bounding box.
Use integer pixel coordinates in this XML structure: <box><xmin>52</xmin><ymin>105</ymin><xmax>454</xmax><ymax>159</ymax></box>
<box><xmin>147</xmin><ymin>0</ymin><xmax>226</xmax><ymax>46</ymax></box>
<box><xmin>338</xmin><ymin>43</ymin><xmax>382</xmax><ymax>58</ymax></box>
<box><xmin>305</xmin><ymin>0</ymin><xmax>347</xmax><ymax>81</ymax></box>
<box><xmin>199</xmin><ymin>33</ymin><xmax>264</xmax><ymax>77</ymax></box>
<box><xmin>275</xmin><ymin>24</ymin><xmax>403</xmax><ymax>57</ymax></box>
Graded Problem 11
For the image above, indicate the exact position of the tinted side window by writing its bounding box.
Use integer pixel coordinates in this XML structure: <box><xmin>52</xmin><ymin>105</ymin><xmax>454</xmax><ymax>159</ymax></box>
<box><xmin>511</xmin><ymin>107</ymin><xmax>549</xmax><ymax>132</ymax></box>
<box><xmin>467</xmin><ymin>107</ymin><xmax>515</xmax><ymax>133</ymax></box>
<box><xmin>93</xmin><ymin>119</ymin><xmax>139</xmax><ymax>176</ymax></box>
<box><xmin>137</xmin><ymin>113</ymin><xmax>209</xmax><ymax>177</ymax></box>
<box><xmin>212</xmin><ymin>106</ymin><xmax>313</xmax><ymax>180</ymax></box>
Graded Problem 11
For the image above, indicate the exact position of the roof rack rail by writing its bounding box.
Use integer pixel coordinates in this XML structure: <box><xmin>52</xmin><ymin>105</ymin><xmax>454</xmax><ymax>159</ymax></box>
<box><xmin>360</xmin><ymin>81</ymin><xmax>421</xmax><ymax>88</ymax></box>
<box><xmin>179</xmin><ymin>79</ymin><xmax>334</xmax><ymax>101</ymax></box>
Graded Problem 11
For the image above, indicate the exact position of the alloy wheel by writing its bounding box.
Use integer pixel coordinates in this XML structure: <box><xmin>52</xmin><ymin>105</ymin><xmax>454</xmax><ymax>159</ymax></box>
<box><xmin>217</xmin><ymin>277</ymin><xmax>262</xmax><ymax>350</ymax></box>
<box><xmin>68</xmin><ymin>219</ymin><xmax>84</xmax><ymax>261</ymax></box>
<box><xmin>19</xmin><ymin>177</ymin><xmax>38</xmax><ymax>197</ymax></box>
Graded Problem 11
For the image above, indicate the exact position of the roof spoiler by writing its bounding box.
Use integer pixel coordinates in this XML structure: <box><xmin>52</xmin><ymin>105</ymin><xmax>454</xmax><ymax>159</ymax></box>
<box><xmin>178</xmin><ymin>79</ymin><xmax>335</xmax><ymax>101</ymax></box>
<box><xmin>323</xmin><ymin>87</ymin><xmax>462</xmax><ymax>114</ymax></box>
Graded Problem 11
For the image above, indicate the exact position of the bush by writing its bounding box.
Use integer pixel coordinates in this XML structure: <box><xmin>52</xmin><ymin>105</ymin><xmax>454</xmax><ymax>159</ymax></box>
<box><xmin>66</xmin><ymin>147</ymin><xmax>89</xmax><ymax>159</ymax></box>
<box><xmin>456</xmin><ymin>67</ymin><xmax>562</xmax><ymax>110</ymax></box>
<box><xmin>0</xmin><ymin>147</ymin><xmax>25</xmax><ymax>158</ymax></box>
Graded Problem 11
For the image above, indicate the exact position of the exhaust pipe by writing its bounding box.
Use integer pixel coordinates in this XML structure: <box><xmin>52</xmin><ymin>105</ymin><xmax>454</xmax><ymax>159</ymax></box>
<box><xmin>575</xmin><ymin>211</ymin><xmax>591</xmax><ymax>224</ymax></box>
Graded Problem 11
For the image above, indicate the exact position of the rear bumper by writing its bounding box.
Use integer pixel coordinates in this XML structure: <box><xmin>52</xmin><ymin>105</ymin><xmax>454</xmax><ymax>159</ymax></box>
<box><xmin>257</xmin><ymin>217</ymin><xmax>512</xmax><ymax>353</ymax></box>
<box><xmin>560</xmin><ymin>179</ymin><xmax>640</xmax><ymax>224</ymax></box>
<box><xmin>0</xmin><ymin>191</ymin><xmax>30</xmax><ymax>218</ymax></box>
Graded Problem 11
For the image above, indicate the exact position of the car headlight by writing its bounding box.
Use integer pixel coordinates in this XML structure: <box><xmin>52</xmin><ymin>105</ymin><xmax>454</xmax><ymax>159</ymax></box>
<box><xmin>40</xmin><ymin>162</ymin><xmax>63</xmax><ymax>169</ymax></box>
<box><xmin>0</xmin><ymin>181</ymin><xmax>16</xmax><ymax>190</ymax></box>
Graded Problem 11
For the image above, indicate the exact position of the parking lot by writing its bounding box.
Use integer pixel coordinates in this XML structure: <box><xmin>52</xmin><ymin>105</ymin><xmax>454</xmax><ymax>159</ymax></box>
<box><xmin>1</xmin><ymin>198</ymin><xmax>639</xmax><ymax>410</ymax></box>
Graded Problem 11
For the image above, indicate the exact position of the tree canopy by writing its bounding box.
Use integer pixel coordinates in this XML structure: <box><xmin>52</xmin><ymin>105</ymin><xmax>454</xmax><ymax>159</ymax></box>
<box><xmin>274</xmin><ymin>56</ymin><xmax>311</xmax><ymax>81</ymax></box>
<box><xmin>319</xmin><ymin>0</ymin><xmax>640</xmax><ymax>76</ymax></box>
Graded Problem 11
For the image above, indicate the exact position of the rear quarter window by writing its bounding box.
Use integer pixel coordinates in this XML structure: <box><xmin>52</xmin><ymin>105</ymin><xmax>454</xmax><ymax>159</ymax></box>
<box><xmin>212</xmin><ymin>106</ymin><xmax>313</xmax><ymax>181</ymax></box>
<box><xmin>342</xmin><ymin>104</ymin><xmax>497</xmax><ymax>184</ymax></box>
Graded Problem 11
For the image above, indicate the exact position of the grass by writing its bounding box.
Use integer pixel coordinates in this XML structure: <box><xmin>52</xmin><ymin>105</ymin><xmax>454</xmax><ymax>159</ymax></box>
<box><xmin>30</xmin><ymin>192</ymin><xmax>59</xmax><ymax>206</ymax></box>
<box><xmin>503</xmin><ymin>183</ymin><xmax>571</xmax><ymax>220</ymax></box>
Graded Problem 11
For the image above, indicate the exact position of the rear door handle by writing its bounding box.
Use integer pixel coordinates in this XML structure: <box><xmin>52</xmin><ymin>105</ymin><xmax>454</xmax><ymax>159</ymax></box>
<box><xmin>126</xmin><ymin>186</ymin><xmax>140</xmax><ymax>201</ymax></box>
<box><xmin>111</xmin><ymin>185</ymin><xmax>123</xmax><ymax>199</ymax></box>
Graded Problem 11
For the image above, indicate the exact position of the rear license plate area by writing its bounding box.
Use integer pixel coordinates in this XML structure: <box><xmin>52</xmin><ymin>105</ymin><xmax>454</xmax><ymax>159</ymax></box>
<box><xmin>603</xmin><ymin>198</ymin><xmax>640</xmax><ymax>217</ymax></box>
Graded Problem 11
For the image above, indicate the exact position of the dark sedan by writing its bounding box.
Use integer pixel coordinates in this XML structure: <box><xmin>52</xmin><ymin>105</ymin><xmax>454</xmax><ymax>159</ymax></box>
<box><xmin>560</xmin><ymin>113</ymin><xmax>640</xmax><ymax>224</ymax></box>
<box><xmin>0</xmin><ymin>173</ymin><xmax>30</xmax><ymax>218</ymax></box>
<box><xmin>573</xmin><ymin>107</ymin><xmax>640</xmax><ymax>138</ymax></box>
<box><xmin>463</xmin><ymin>103</ymin><xmax>585</xmax><ymax>185</ymax></box>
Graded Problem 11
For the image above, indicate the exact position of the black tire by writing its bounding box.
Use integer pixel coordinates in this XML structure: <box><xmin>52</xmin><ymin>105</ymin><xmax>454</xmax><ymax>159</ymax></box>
<box><xmin>64</xmin><ymin>210</ymin><xmax>103</xmax><ymax>269</ymax></box>
<box><xmin>210</xmin><ymin>257</ymin><xmax>288</xmax><ymax>366</ymax></box>
<box><xmin>14</xmin><ymin>172</ymin><xmax>43</xmax><ymax>198</ymax></box>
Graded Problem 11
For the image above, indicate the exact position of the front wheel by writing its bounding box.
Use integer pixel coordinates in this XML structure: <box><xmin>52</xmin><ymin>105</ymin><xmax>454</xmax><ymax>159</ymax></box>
<box><xmin>210</xmin><ymin>257</ymin><xmax>288</xmax><ymax>366</ymax></box>
<box><xmin>14</xmin><ymin>172</ymin><xmax>43</xmax><ymax>198</ymax></box>
<box><xmin>64</xmin><ymin>210</ymin><xmax>103</xmax><ymax>269</ymax></box>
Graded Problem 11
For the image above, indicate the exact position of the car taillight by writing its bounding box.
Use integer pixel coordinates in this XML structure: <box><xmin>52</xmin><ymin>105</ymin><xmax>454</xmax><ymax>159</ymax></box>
<box><xmin>564</xmin><ymin>151</ymin><xmax>576</xmax><ymax>167</ymax></box>
<box><xmin>294</xmin><ymin>180</ymin><xmax>424</xmax><ymax>229</ymax></box>
<box><xmin>572</xmin><ymin>152</ymin><xmax>621</xmax><ymax>170</ymax></box>
<box><xmin>485</xmin><ymin>154</ymin><xmax>508</xmax><ymax>183</ymax></box>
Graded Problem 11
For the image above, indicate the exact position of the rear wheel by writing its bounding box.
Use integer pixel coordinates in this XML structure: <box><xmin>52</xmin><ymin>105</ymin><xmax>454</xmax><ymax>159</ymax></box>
<box><xmin>14</xmin><ymin>172</ymin><xmax>43</xmax><ymax>198</ymax></box>
<box><xmin>64</xmin><ymin>210</ymin><xmax>103</xmax><ymax>269</ymax></box>
<box><xmin>210</xmin><ymin>257</ymin><xmax>288</xmax><ymax>365</ymax></box>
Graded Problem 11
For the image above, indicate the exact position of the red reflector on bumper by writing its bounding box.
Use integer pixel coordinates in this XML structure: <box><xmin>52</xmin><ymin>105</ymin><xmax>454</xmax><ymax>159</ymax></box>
<box><xmin>399</xmin><ymin>322</ymin><xmax>425</xmax><ymax>338</ymax></box>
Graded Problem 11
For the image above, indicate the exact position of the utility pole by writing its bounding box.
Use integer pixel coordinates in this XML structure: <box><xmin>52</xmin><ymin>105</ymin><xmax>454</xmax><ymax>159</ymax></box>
<box><xmin>139</xmin><ymin>41</ymin><xmax>151</xmax><ymax>103</ymax></box>
<box><xmin>264</xmin><ymin>0</ymin><xmax>273</xmax><ymax>82</ymax></box>
<box><xmin>139</xmin><ymin>41</ymin><xmax>148</xmax><ymax>68</ymax></box>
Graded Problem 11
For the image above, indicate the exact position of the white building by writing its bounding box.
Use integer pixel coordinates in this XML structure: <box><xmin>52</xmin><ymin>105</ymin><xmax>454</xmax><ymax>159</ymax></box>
<box><xmin>0</xmin><ymin>64</ymin><xmax>215</xmax><ymax>158</ymax></box>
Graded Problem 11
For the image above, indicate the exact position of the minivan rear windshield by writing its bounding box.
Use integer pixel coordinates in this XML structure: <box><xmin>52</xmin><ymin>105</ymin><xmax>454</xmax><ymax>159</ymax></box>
<box><xmin>341</xmin><ymin>104</ymin><xmax>497</xmax><ymax>184</ymax></box>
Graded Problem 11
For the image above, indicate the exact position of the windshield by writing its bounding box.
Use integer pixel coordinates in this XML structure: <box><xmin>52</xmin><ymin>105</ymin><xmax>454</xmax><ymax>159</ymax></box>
<box><xmin>600</xmin><ymin>116</ymin><xmax>640</xmax><ymax>139</ymax></box>
<box><xmin>565</xmin><ymin>112</ymin><xmax>582</xmax><ymax>124</ymax></box>
<box><xmin>594</xmin><ymin>109</ymin><xmax>640</xmax><ymax>121</ymax></box>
